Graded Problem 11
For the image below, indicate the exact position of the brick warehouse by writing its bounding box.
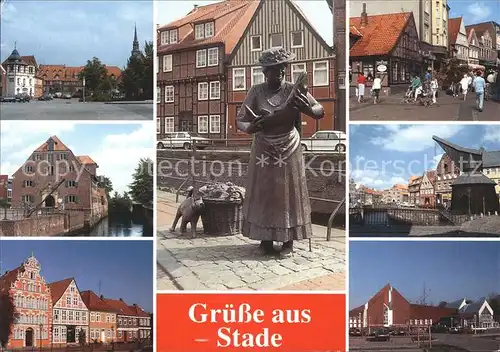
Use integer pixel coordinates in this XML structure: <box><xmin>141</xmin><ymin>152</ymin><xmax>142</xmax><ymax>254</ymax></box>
<box><xmin>156</xmin><ymin>0</ymin><xmax>336</xmax><ymax>140</ymax></box>
<box><xmin>0</xmin><ymin>255</ymin><xmax>152</xmax><ymax>348</ymax></box>
<box><xmin>11</xmin><ymin>136</ymin><xmax>108</xmax><ymax>228</ymax></box>
<box><xmin>350</xmin><ymin>284</ymin><xmax>496</xmax><ymax>330</ymax></box>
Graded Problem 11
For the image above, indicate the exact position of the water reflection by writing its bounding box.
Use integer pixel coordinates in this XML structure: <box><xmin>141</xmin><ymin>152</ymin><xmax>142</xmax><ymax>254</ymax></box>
<box><xmin>72</xmin><ymin>215</ymin><xmax>153</xmax><ymax>237</ymax></box>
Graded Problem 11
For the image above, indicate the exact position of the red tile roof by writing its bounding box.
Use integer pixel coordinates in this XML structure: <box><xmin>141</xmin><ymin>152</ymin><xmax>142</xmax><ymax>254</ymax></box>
<box><xmin>410</xmin><ymin>304</ymin><xmax>457</xmax><ymax>321</ymax></box>
<box><xmin>38</xmin><ymin>65</ymin><xmax>121</xmax><ymax>82</ymax></box>
<box><xmin>102</xmin><ymin>297</ymin><xmax>137</xmax><ymax>316</ymax></box>
<box><xmin>35</xmin><ymin>135</ymin><xmax>70</xmax><ymax>152</ymax></box>
<box><xmin>425</xmin><ymin>170</ymin><xmax>437</xmax><ymax>185</ymax></box>
<box><xmin>128</xmin><ymin>304</ymin><xmax>150</xmax><ymax>317</ymax></box>
<box><xmin>81</xmin><ymin>290</ymin><xmax>119</xmax><ymax>313</ymax></box>
<box><xmin>77</xmin><ymin>155</ymin><xmax>96</xmax><ymax>165</ymax></box>
<box><xmin>350</xmin><ymin>12</ymin><xmax>412</xmax><ymax>57</ymax></box>
<box><xmin>158</xmin><ymin>0</ymin><xmax>260</xmax><ymax>56</ymax></box>
<box><xmin>48</xmin><ymin>278</ymin><xmax>73</xmax><ymax>304</ymax></box>
<box><xmin>21</xmin><ymin>55</ymin><xmax>38</xmax><ymax>67</ymax></box>
<box><xmin>448</xmin><ymin>18</ymin><xmax>462</xmax><ymax>45</ymax></box>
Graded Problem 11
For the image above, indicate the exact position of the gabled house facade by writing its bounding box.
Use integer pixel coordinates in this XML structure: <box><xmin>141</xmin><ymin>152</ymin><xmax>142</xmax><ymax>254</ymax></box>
<box><xmin>226</xmin><ymin>0</ymin><xmax>336</xmax><ymax>138</ymax></box>
<box><xmin>157</xmin><ymin>0</ymin><xmax>336</xmax><ymax>140</ymax></box>
<box><xmin>435</xmin><ymin>153</ymin><xmax>459</xmax><ymax>206</ymax></box>
<box><xmin>128</xmin><ymin>304</ymin><xmax>152</xmax><ymax>340</ymax></box>
<box><xmin>102</xmin><ymin>297</ymin><xmax>141</xmax><ymax>343</ymax></box>
<box><xmin>11</xmin><ymin>135</ymin><xmax>108</xmax><ymax>225</ymax></box>
<box><xmin>0</xmin><ymin>255</ymin><xmax>53</xmax><ymax>349</ymax></box>
<box><xmin>448</xmin><ymin>17</ymin><xmax>469</xmax><ymax>63</ymax></box>
<box><xmin>419</xmin><ymin>170</ymin><xmax>436</xmax><ymax>208</ymax></box>
<box><xmin>1</xmin><ymin>47</ymin><xmax>38</xmax><ymax>98</ymax></box>
<box><xmin>81</xmin><ymin>290</ymin><xmax>118</xmax><ymax>343</ymax></box>
<box><xmin>48</xmin><ymin>278</ymin><xmax>89</xmax><ymax>345</ymax></box>
<box><xmin>466</xmin><ymin>27</ymin><xmax>482</xmax><ymax>69</ymax></box>
<box><xmin>466</xmin><ymin>23</ymin><xmax>499</xmax><ymax>69</ymax></box>
<box><xmin>408</xmin><ymin>175</ymin><xmax>423</xmax><ymax>205</ymax></box>
<box><xmin>350</xmin><ymin>8</ymin><xmax>422</xmax><ymax>95</ymax></box>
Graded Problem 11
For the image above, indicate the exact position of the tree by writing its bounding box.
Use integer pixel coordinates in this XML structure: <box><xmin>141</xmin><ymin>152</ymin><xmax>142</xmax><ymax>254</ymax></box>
<box><xmin>129</xmin><ymin>158</ymin><xmax>153</xmax><ymax>208</ymax></box>
<box><xmin>78</xmin><ymin>57</ymin><xmax>114</xmax><ymax>99</ymax></box>
<box><xmin>488</xmin><ymin>293</ymin><xmax>500</xmax><ymax>316</ymax></box>
<box><xmin>98</xmin><ymin>176</ymin><xmax>114</xmax><ymax>199</ymax></box>
<box><xmin>436</xmin><ymin>57</ymin><xmax>469</xmax><ymax>89</ymax></box>
<box><xmin>0</xmin><ymin>293</ymin><xmax>19</xmax><ymax>348</ymax></box>
<box><xmin>120</xmin><ymin>41</ymin><xmax>153</xmax><ymax>101</ymax></box>
<box><xmin>109</xmin><ymin>192</ymin><xmax>132</xmax><ymax>213</ymax></box>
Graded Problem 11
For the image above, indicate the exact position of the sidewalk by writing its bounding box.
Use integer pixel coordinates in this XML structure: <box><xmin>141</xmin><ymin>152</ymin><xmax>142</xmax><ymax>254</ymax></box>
<box><xmin>156</xmin><ymin>191</ymin><xmax>346</xmax><ymax>291</ymax></box>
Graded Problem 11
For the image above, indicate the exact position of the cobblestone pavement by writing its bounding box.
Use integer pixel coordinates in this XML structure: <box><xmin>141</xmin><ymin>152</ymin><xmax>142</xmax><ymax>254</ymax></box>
<box><xmin>0</xmin><ymin>98</ymin><xmax>153</xmax><ymax>120</ymax></box>
<box><xmin>350</xmin><ymin>92</ymin><xmax>500</xmax><ymax>121</ymax></box>
<box><xmin>156</xmin><ymin>191</ymin><xmax>346</xmax><ymax>290</ymax></box>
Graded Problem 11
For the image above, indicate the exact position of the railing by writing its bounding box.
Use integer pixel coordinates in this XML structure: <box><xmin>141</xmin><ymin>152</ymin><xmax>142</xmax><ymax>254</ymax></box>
<box><xmin>156</xmin><ymin>137</ymin><xmax>348</xmax><ymax>154</ymax></box>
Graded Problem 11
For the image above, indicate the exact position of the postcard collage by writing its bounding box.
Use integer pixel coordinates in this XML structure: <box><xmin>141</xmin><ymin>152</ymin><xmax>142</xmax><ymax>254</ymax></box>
<box><xmin>0</xmin><ymin>0</ymin><xmax>500</xmax><ymax>351</ymax></box>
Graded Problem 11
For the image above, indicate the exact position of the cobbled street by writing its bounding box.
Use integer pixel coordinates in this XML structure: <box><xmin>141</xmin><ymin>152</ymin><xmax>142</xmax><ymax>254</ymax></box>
<box><xmin>0</xmin><ymin>98</ymin><xmax>153</xmax><ymax>120</ymax></box>
<box><xmin>156</xmin><ymin>191</ymin><xmax>346</xmax><ymax>291</ymax></box>
<box><xmin>350</xmin><ymin>92</ymin><xmax>500</xmax><ymax>121</ymax></box>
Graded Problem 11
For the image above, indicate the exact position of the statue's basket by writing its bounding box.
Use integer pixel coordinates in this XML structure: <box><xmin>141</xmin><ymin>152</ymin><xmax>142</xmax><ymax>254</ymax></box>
<box><xmin>200</xmin><ymin>198</ymin><xmax>243</xmax><ymax>235</ymax></box>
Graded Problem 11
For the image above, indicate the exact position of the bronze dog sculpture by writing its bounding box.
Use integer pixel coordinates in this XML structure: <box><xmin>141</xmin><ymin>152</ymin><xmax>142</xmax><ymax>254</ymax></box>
<box><xmin>170</xmin><ymin>186</ymin><xmax>205</xmax><ymax>237</ymax></box>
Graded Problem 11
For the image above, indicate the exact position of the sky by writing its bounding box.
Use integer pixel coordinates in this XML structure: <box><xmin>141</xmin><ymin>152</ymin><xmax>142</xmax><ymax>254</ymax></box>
<box><xmin>0</xmin><ymin>240</ymin><xmax>153</xmax><ymax>312</ymax></box>
<box><xmin>0</xmin><ymin>121</ymin><xmax>155</xmax><ymax>194</ymax></box>
<box><xmin>448</xmin><ymin>0</ymin><xmax>500</xmax><ymax>24</ymax></box>
<box><xmin>0</xmin><ymin>0</ymin><xmax>153</xmax><ymax>67</ymax></box>
<box><xmin>156</xmin><ymin>0</ymin><xmax>333</xmax><ymax>47</ymax></box>
<box><xmin>350</xmin><ymin>241</ymin><xmax>500</xmax><ymax>309</ymax></box>
<box><xmin>350</xmin><ymin>124</ymin><xmax>500</xmax><ymax>190</ymax></box>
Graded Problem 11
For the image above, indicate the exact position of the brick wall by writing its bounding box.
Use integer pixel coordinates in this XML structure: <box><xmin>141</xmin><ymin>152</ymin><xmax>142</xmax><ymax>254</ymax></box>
<box><xmin>157</xmin><ymin>150</ymin><xmax>346</xmax><ymax>216</ymax></box>
<box><xmin>0</xmin><ymin>211</ymin><xmax>87</xmax><ymax>236</ymax></box>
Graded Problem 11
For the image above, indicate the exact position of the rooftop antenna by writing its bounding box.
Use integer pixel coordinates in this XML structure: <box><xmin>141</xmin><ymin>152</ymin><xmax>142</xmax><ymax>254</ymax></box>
<box><xmin>98</xmin><ymin>279</ymin><xmax>102</xmax><ymax>295</ymax></box>
<box><xmin>418</xmin><ymin>282</ymin><xmax>431</xmax><ymax>305</ymax></box>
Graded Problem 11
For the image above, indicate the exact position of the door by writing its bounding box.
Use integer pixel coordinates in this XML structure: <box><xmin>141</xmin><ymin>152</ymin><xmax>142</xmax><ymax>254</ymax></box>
<box><xmin>25</xmin><ymin>328</ymin><xmax>34</xmax><ymax>347</ymax></box>
<box><xmin>100</xmin><ymin>330</ymin><xmax>106</xmax><ymax>342</ymax></box>
<box><xmin>67</xmin><ymin>326</ymin><xmax>76</xmax><ymax>343</ymax></box>
<box><xmin>179</xmin><ymin>112</ymin><xmax>193</xmax><ymax>132</ymax></box>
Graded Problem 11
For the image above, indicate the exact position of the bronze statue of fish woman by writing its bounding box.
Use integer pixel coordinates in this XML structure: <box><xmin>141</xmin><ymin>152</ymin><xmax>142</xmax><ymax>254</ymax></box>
<box><xmin>236</xmin><ymin>47</ymin><xmax>325</xmax><ymax>256</ymax></box>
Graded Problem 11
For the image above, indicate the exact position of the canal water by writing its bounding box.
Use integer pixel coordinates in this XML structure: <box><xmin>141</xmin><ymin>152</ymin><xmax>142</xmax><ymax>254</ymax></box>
<box><xmin>70</xmin><ymin>214</ymin><xmax>153</xmax><ymax>237</ymax></box>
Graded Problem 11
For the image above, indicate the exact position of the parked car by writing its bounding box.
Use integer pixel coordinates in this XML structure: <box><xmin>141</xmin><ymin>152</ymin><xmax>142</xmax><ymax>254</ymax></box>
<box><xmin>300</xmin><ymin>130</ymin><xmax>346</xmax><ymax>153</ymax></box>
<box><xmin>349</xmin><ymin>328</ymin><xmax>362</xmax><ymax>336</ymax></box>
<box><xmin>15</xmin><ymin>94</ymin><xmax>30</xmax><ymax>102</ymax></box>
<box><xmin>53</xmin><ymin>92</ymin><xmax>63</xmax><ymax>98</ymax></box>
<box><xmin>372</xmin><ymin>329</ymin><xmax>391</xmax><ymax>341</ymax></box>
<box><xmin>63</xmin><ymin>93</ymin><xmax>72</xmax><ymax>99</ymax></box>
<box><xmin>157</xmin><ymin>132</ymin><xmax>211</xmax><ymax>150</ymax></box>
<box><xmin>38</xmin><ymin>95</ymin><xmax>53</xmax><ymax>101</ymax></box>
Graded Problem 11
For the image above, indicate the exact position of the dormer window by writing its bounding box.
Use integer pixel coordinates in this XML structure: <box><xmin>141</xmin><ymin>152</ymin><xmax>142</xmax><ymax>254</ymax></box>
<box><xmin>160</xmin><ymin>29</ymin><xmax>178</xmax><ymax>45</ymax></box>
<box><xmin>195</xmin><ymin>22</ymin><xmax>215</xmax><ymax>40</ymax></box>
<box><xmin>170</xmin><ymin>30</ymin><xmax>178</xmax><ymax>44</ymax></box>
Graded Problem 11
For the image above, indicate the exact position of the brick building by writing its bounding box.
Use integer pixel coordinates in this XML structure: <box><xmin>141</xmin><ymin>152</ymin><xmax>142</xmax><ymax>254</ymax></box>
<box><xmin>381</xmin><ymin>184</ymin><xmax>409</xmax><ymax>205</ymax></box>
<box><xmin>128</xmin><ymin>304</ymin><xmax>152</xmax><ymax>340</ymax></box>
<box><xmin>466</xmin><ymin>23</ymin><xmax>499</xmax><ymax>69</ymax></box>
<box><xmin>11</xmin><ymin>136</ymin><xmax>108</xmax><ymax>224</ymax></box>
<box><xmin>0</xmin><ymin>174</ymin><xmax>8</xmax><ymax>201</ymax></box>
<box><xmin>435</xmin><ymin>153</ymin><xmax>460</xmax><ymax>206</ymax></box>
<box><xmin>350</xmin><ymin>9</ymin><xmax>422</xmax><ymax>95</ymax></box>
<box><xmin>102</xmin><ymin>297</ymin><xmax>151</xmax><ymax>342</ymax></box>
<box><xmin>81</xmin><ymin>290</ymin><xmax>118</xmax><ymax>343</ymax></box>
<box><xmin>157</xmin><ymin>0</ymin><xmax>336</xmax><ymax>140</ymax></box>
<box><xmin>48</xmin><ymin>278</ymin><xmax>89</xmax><ymax>345</ymax></box>
<box><xmin>350</xmin><ymin>284</ymin><xmax>496</xmax><ymax>329</ymax></box>
<box><xmin>408</xmin><ymin>175</ymin><xmax>422</xmax><ymax>205</ymax></box>
<box><xmin>0</xmin><ymin>255</ymin><xmax>53</xmax><ymax>349</ymax></box>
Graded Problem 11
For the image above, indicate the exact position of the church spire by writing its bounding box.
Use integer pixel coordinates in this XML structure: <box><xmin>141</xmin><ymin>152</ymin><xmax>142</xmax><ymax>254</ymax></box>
<box><xmin>131</xmin><ymin>23</ymin><xmax>141</xmax><ymax>58</ymax></box>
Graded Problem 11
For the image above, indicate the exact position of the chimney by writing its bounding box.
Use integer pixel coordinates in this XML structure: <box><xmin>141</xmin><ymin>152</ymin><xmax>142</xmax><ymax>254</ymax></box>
<box><xmin>361</xmin><ymin>3</ymin><xmax>368</xmax><ymax>27</ymax></box>
<box><xmin>193</xmin><ymin>4</ymin><xmax>198</xmax><ymax>10</ymax></box>
<box><xmin>119</xmin><ymin>298</ymin><xmax>123</xmax><ymax>302</ymax></box>
<box><xmin>100</xmin><ymin>295</ymin><xmax>104</xmax><ymax>299</ymax></box>
<box><xmin>133</xmin><ymin>303</ymin><xmax>137</xmax><ymax>307</ymax></box>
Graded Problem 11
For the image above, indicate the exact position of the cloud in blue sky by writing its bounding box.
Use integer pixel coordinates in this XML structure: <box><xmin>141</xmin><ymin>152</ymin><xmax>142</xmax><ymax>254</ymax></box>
<box><xmin>448</xmin><ymin>0</ymin><xmax>499</xmax><ymax>24</ymax></box>
<box><xmin>350</xmin><ymin>125</ymin><xmax>500</xmax><ymax>190</ymax></box>
<box><xmin>1</xmin><ymin>0</ymin><xmax>153</xmax><ymax>67</ymax></box>
<box><xmin>0</xmin><ymin>122</ymin><xmax>155</xmax><ymax>194</ymax></box>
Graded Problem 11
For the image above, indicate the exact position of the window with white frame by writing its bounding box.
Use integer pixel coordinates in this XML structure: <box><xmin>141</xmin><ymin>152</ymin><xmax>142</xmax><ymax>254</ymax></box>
<box><xmin>313</xmin><ymin>61</ymin><xmax>328</xmax><ymax>86</ymax></box>
<box><xmin>210</xmin><ymin>115</ymin><xmax>221</xmax><ymax>133</ymax></box>
<box><xmin>163</xmin><ymin>55</ymin><xmax>172</xmax><ymax>72</ymax></box>
<box><xmin>198</xmin><ymin>116</ymin><xmax>209</xmax><ymax>133</ymax></box>
<box><xmin>156</xmin><ymin>57</ymin><xmax>159</xmax><ymax>73</ymax></box>
<box><xmin>291</xmin><ymin>63</ymin><xmax>306</xmax><ymax>83</ymax></box>
<box><xmin>291</xmin><ymin>31</ymin><xmax>304</xmax><ymax>48</ymax></box>
<box><xmin>156</xmin><ymin>118</ymin><xmax>160</xmax><ymax>133</ymax></box>
<box><xmin>165</xmin><ymin>86</ymin><xmax>174</xmax><ymax>103</ymax></box>
<box><xmin>270</xmin><ymin>33</ymin><xmax>283</xmax><ymax>47</ymax></box>
<box><xmin>160</xmin><ymin>31</ymin><xmax>169</xmax><ymax>45</ymax></box>
<box><xmin>169</xmin><ymin>30</ymin><xmax>178</xmax><ymax>44</ymax></box>
<box><xmin>251</xmin><ymin>67</ymin><xmax>265</xmax><ymax>86</ymax></box>
<box><xmin>195</xmin><ymin>24</ymin><xmax>204</xmax><ymax>39</ymax></box>
<box><xmin>207</xmin><ymin>48</ymin><xmax>218</xmax><ymax>66</ymax></box>
<box><xmin>165</xmin><ymin>117</ymin><xmax>174</xmax><ymax>133</ymax></box>
<box><xmin>195</xmin><ymin>22</ymin><xmax>215</xmax><ymax>39</ymax></box>
<box><xmin>209</xmin><ymin>81</ymin><xmax>220</xmax><ymax>99</ymax></box>
<box><xmin>205</xmin><ymin>22</ymin><xmax>214</xmax><ymax>37</ymax></box>
<box><xmin>233</xmin><ymin>68</ymin><xmax>246</xmax><ymax>90</ymax></box>
<box><xmin>198</xmin><ymin>82</ymin><xmax>209</xmax><ymax>100</ymax></box>
<box><xmin>156</xmin><ymin>87</ymin><xmax>160</xmax><ymax>103</ymax></box>
<box><xmin>251</xmin><ymin>35</ymin><xmax>262</xmax><ymax>51</ymax></box>
<box><xmin>196</xmin><ymin>49</ymin><xmax>207</xmax><ymax>67</ymax></box>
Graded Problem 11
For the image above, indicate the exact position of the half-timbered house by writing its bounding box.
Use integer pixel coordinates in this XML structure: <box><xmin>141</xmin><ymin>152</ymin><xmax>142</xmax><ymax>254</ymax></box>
<box><xmin>350</xmin><ymin>8</ymin><xmax>422</xmax><ymax>95</ymax></box>
<box><xmin>48</xmin><ymin>278</ymin><xmax>89</xmax><ymax>345</ymax></box>
<box><xmin>157</xmin><ymin>0</ymin><xmax>335</xmax><ymax>140</ymax></box>
<box><xmin>0</xmin><ymin>255</ymin><xmax>52</xmax><ymax>349</ymax></box>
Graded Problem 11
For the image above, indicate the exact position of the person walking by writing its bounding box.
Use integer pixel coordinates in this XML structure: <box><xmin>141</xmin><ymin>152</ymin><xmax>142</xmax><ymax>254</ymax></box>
<box><xmin>473</xmin><ymin>70</ymin><xmax>486</xmax><ymax>112</ymax></box>
<box><xmin>430</xmin><ymin>74</ymin><xmax>439</xmax><ymax>104</ymax></box>
<box><xmin>411</xmin><ymin>74</ymin><xmax>422</xmax><ymax>102</ymax></box>
<box><xmin>460</xmin><ymin>74</ymin><xmax>469</xmax><ymax>101</ymax></box>
<box><xmin>357</xmin><ymin>72</ymin><xmax>367</xmax><ymax>103</ymax></box>
<box><xmin>372</xmin><ymin>74</ymin><xmax>382</xmax><ymax>104</ymax></box>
